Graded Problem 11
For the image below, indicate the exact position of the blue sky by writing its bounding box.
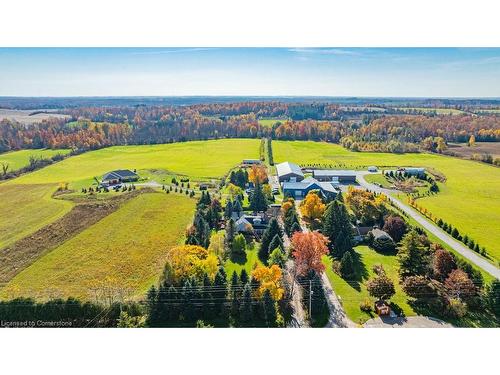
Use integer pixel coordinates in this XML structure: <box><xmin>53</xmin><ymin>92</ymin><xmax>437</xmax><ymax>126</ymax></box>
<box><xmin>0</xmin><ymin>48</ymin><xmax>499</xmax><ymax>97</ymax></box>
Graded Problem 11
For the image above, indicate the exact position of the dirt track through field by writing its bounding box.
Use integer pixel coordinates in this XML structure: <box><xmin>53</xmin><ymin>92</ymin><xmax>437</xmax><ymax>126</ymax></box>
<box><xmin>0</xmin><ymin>189</ymin><xmax>148</xmax><ymax>285</ymax></box>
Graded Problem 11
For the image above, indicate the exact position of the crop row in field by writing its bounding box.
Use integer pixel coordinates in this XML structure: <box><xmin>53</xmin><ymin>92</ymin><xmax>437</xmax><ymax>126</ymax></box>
<box><xmin>1</xmin><ymin>192</ymin><xmax>194</xmax><ymax>300</ymax></box>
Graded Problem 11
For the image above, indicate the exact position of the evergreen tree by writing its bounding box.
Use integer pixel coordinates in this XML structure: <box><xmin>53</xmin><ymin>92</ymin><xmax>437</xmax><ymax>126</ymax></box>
<box><xmin>189</xmin><ymin>211</ymin><xmax>211</xmax><ymax>249</ymax></box>
<box><xmin>262</xmin><ymin>290</ymin><xmax>277</xmax><ymax>327</ymax></box>
<box><xmin>224</xmin><ymin>200</ymin><xmax>233</xmax><ymax>219</ymax></box>
<box><xmin>268</xmin><ymin>247</ymin><xmax>288</xmax><ymax>268</ymax></box>
<box><xmin>239</xmin><ymin>283</ymin><xmax>253</xmax><ymax>324</ymax></box>
<box><xmin>225</xmin><ymin>218</ymin><xmax>236</xmax><ymax>254</ymax></box>
<box><xmin>322</xmin><ymin>201</ymin><xmax>353</xmax><ymax>259</ymax></box>
<box><xmin>259</xmin><ymin>218</ymin><xmax>283</xmax><ymax>262</ymax></box>
<box><xmin>485</xmin><ymin>279</ymin><xmax>500</xmax><ymax>317</ymax></box>
<box><xmin>290</xmin><ymin>221</ymin><xmax>302</xmax><ymax>235</ymax></box>
<box><xmin>232</xmin><ymin>199</ymin><xmax>242</xmax><ymax>217</ymax></box>
<box><xmin>397</xmin><ymin>230</ymin><xmax>431</xmax><ymax>279</ymax></box>
<box><xmin>268</xmin><ymin>234</ymin><xmax>284</xmax><ymax>253</ymax></box>
<box><xmin>339</xmin><ymin>251</ymin><xmax>355</xmax><ymax>279</ymax></box>
<box><xmin>231</xmin><ymin>234</ymin><xmax>246</xmax><ymax>259</ymax></box>
<box><xmin>249</xmin><ymin>182</ymin><xmax>268</xmax><ymax>212</ymax></box>
<box><xmin>240</xmin><ymin>269</ymin><xmax>249</xmax><ymax>285</ymax></box>
<box><xmin>181</xmin><ymin>280</ymin><xmax>196</xmax><ymax>323</ymax></box>
<box><xmin>213</xmin><ymin>267</ymin><xmax>228</xmax><ymax>315</ymax></box>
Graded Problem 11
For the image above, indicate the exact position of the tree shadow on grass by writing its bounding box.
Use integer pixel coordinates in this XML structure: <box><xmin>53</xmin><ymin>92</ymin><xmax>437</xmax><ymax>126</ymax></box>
<box><xmin>229</xmin><ymin>252</ymin><xmax>247</xmax><ymax>265</ymax></box>
<box><xmin>389</xmin><ymin>302</ymin><xmax>406</xmax><ymax>317</ymax></box>
<box><xmin>344</xmin><ymin>250</ymin><xmax>369</xmax><ymax>292</ymax></box>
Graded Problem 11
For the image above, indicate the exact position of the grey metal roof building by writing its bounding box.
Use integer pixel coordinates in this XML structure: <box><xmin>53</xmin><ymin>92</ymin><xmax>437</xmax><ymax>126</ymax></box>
<box><xmin>101</xmin><ymin>169</ymin><xmax>139</xmax><ymax>185</ymax></box>
<box><xmin>276</xmin><ymin>161</ymin><xmax>304</xmax><ymax>182</ymax></box>
<box><xmin>282</xmin><ymin>177</ymin><xmax>338</xmax><ymax>199</ymax></box>
<box><xmin>313</xmin><ymin>169</ymin><xmax>357</xmax><ymax>182</ymax></box>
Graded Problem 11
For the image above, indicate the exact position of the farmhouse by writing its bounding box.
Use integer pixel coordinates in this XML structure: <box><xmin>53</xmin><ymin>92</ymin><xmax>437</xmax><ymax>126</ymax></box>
<box><xmin>370</xmin><ymin>228</ymin><xmax>393</xmax><ymax>241</ymax></box>
<box><xmin>313</xmin><ymin>169</ymin><xmax>357</xmax><ymax>183</ymax></box>
<box><xmin>101</xmin><ymin>169</ymin><xmax>139</xmax><ymax>186</ymax></box>
<box><xmin>276</xmin><ymin>161</ymin><xmax>304</xmax><ymax>183</ymax></box>
<box><xmin>282</xmin><ymin>177</ymin><xmax>338</xmax><ymax>199</ymax></box>
<box><xmin>235</xmin><ymin>215</ymin><xmax>268</xmax><ymax>235</ymax></box>
<box><xmin>242</xmin><ymin>159</ymin><xmax>262</xmax><ymax>165</ymax></box>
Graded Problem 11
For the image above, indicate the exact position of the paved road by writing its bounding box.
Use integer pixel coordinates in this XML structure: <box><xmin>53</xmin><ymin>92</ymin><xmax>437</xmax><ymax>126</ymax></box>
<box><xmin>364</xmin><ymin>316</ymin><xmax>453</xmax><ymax>328</ymax></box>
<box><xmin>356</xmin><ymin>172</ymin><xmax>500</xmax><ymax>280</ymax></box>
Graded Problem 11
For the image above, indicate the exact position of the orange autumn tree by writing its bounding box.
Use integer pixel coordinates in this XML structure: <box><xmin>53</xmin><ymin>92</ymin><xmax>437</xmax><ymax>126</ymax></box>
<box><xmin>248</xmin><ymin>165</ymin><xmax>268</xmax><ymax>184</ymax></box>
<box><xmin>291</xmin><ymin>231</ymin><xmax>329</xmax><ymax>276</ymax></box>
<box><xmin>299</xmin><ymin>191</ymin><xmax>325</xmax><ymax>220</ymax></box>
<box><xmin>252</xmin><ymin>264</ymin><xmax>285</xmax><ymax>301</ymax></box>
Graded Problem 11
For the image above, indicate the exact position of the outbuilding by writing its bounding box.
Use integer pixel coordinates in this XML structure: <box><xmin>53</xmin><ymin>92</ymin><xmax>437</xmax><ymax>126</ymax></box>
<box><xmin>242</xmin><ymin>159</ymin><xmax>262</xmax><ymax>165</ymax></box>
<box><xmin>312</xmin><ymin>169</ymin><xmax>357</xmax><ymax>183</ymax></box>
<box><xmin>276</xmin><ymin>161</ymin><xmax>304</xmax><ymax>183</ymax></box>
<box><xmin>101</xmin><ymin>169</ymin><xmax>139</xmax><ymax>186</ymax></box>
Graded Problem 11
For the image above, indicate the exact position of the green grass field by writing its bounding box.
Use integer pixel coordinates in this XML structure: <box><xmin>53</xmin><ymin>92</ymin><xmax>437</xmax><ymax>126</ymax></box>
<box><xmin>363</xmin><ymin>173</ymin><xmax>393</xmax><ymax>188</ymax></box>
<box><xmin>0</xmin><ymin>192</ymin><xmax>194</xmax><ymax>300</ymax></box>
<box><xmin>13</xmin><ymin>139</ymin><xmax>260</xmax><ymax>185</ymax></box>
<box><xmin>322</xmin><ymin>246</ymin><xmax>415</xmax><ymax>324</ymax></box>
<box><xmin>0</xmin><ymin>183</ymin><xmax>72</xmax><ymax>249</ymax></box>
<box><xmin>273</xmin><ymin>141</ymin><xmax>500</xmax><ymax>261</ymax></box>
<box><xmin>258</xmin><ymin>118</ymin><xmax>288</xmax><ymax>128</ymax></box>
<box><xmin>0</xmin><ymin>149</ymin><xmax>71</xmax><ymax>172</ymax></box>
<box><xmin>1</xmin><ymin>139</ymin><xmax>259</xmax><ymax>253</ymax></box>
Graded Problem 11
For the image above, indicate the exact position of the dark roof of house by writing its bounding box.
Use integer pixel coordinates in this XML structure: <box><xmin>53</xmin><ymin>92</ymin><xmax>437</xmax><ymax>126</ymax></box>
<box><xmin>102</xmin><ymin>169</ymin><xmax>138</xmax><ymax>180</ymax></box>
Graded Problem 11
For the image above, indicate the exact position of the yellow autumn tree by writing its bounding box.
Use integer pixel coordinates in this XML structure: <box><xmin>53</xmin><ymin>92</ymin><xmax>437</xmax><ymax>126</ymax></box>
<box><xmin>300</xmin><ymin>191</ymin><xmax>325</xmax><ymax>220</ymax></box>
<box><xmin>281</xmin><ymin>198</ymin><xmax>294</xmax><ymax>215</ymax></box>
<box><xmin>252</xmin><ymin>264</ymin><xmax>285</xmax><ymax>301</ymax></box>
<box><xmin>248</xmin><ymin>165</ymin><xmax>268</xmax><ymax>184</ymax></box>
<box><xmin>166</xmin><ymin>244</ymin><xmax>219</xmax><ymax>283</ymax></box>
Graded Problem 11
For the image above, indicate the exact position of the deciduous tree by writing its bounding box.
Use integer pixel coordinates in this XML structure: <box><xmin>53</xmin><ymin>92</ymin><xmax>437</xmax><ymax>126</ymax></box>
<box><xmin>291</xmin><ymin>231</ymin><xmax>329</xmax><ymax>277</ymax></box>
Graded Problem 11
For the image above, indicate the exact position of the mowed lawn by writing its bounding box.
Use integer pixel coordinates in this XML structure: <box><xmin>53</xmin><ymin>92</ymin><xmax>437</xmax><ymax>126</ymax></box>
<box><xmin>0</xmin><ymin>183</ymin><xmax>72</xmax><ymax>249</ymax></box>
<box><xmin>0</xmin><ymin>148</ymin><xmax>71</xmax><ymax>172</ymax></box>
<box><xmin>322</xmin><ymin>246</ymin><xmax>415</xmax><ymax>324</ymax></box>
<box><xmin>0</xmin><ymin>139</ymin><xmax>259</xmax><ymax>251</ymax></box>
<box><xmin>13</xmin><ymin>138</ymin><xmax>260</xmax><ymax>185</ymax></box>
<box><xmin>0</xmin><ymin>192</ymin><xmax>194</xmax><ymax>300</ymax></box>
<box><xmin>273</xmin><ymin>141</ymin><xmax>500</xmax><ymax>261</ymax></box>
<box><xmin>224</xmin><ymin>248</ymin><xmax>262</xmax><ymax>281</ymax></box>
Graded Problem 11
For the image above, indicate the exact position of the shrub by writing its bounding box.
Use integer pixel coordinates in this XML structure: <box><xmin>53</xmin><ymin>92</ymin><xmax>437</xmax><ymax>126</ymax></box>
<box><xmin>360</xmin><ymin>298</ymin><xmax>372</xmax><ymax>313</ymax></box>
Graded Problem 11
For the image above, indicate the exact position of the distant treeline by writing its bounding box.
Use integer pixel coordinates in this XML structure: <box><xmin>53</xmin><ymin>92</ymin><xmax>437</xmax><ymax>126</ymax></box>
<box><xmin>1</xmin><ymin>103</ymin><xmax>499</xmax><ymax>153</ymax></box>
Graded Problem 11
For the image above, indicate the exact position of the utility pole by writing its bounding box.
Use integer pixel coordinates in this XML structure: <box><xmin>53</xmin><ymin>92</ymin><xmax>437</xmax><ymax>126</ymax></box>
<box><xmin>309</xmin><ymin>279</ymin><xmax>313</xmax><ymax>319</ymax></box>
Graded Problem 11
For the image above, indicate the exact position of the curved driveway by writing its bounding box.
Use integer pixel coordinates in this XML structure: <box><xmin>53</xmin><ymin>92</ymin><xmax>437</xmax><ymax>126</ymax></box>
<box><xmin>356</xmin><ymin>172</ymin><xmax>500</xmax><ymax>280</ymax></box>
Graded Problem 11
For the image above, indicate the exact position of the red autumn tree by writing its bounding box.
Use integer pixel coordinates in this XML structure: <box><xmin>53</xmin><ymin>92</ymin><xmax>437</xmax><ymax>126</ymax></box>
<box><xmin>291</xmin><ymin>231</ymin><xmax>329</xmax><ymax>276</ymax></box>
<box><xmin>433</xmin><ymin>249</ymin><xmax>456</xmax><ymax>281</ymax></box>
<box><xmin>444</xmin><ymin>269</ymin><xmax>476</xmax><ymax>301</ymax></box>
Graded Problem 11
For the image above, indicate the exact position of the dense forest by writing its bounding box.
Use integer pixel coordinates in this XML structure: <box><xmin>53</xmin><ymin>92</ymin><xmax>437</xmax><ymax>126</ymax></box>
<box><xmin>1</xmin><ymin>101</ymin><xmax>499</xmax><ymax>153</ymax></box>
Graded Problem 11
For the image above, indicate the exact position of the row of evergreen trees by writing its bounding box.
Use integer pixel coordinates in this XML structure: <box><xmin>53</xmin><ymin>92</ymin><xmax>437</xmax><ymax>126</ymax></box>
<box><xmin>229</xmin><ymin>169</ymin><xmax>248</xmax><ymax>189</ymax></box>
<box><xmin>267</xmin><ymin>137</ymin><xmax>274</xmax><ymax>165</ymax></box>
<box><xmin>146</xmin><ymin>267</ymin><xmax>279</xmax><ymax>327</ymax></box>
<box><xmin>436</xmin><ymin>218</ymin><xmax>488</xmax><ymax>257</ymax></box>
<box><xmin>0</xmin><ymin>298</ymin><xmax>143</xmax><ymax>327</ymax></box>
<box><xmin>186</xmin><ymin>191</ymin><xmax>221</xmax><ymax>248</ymax></box>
